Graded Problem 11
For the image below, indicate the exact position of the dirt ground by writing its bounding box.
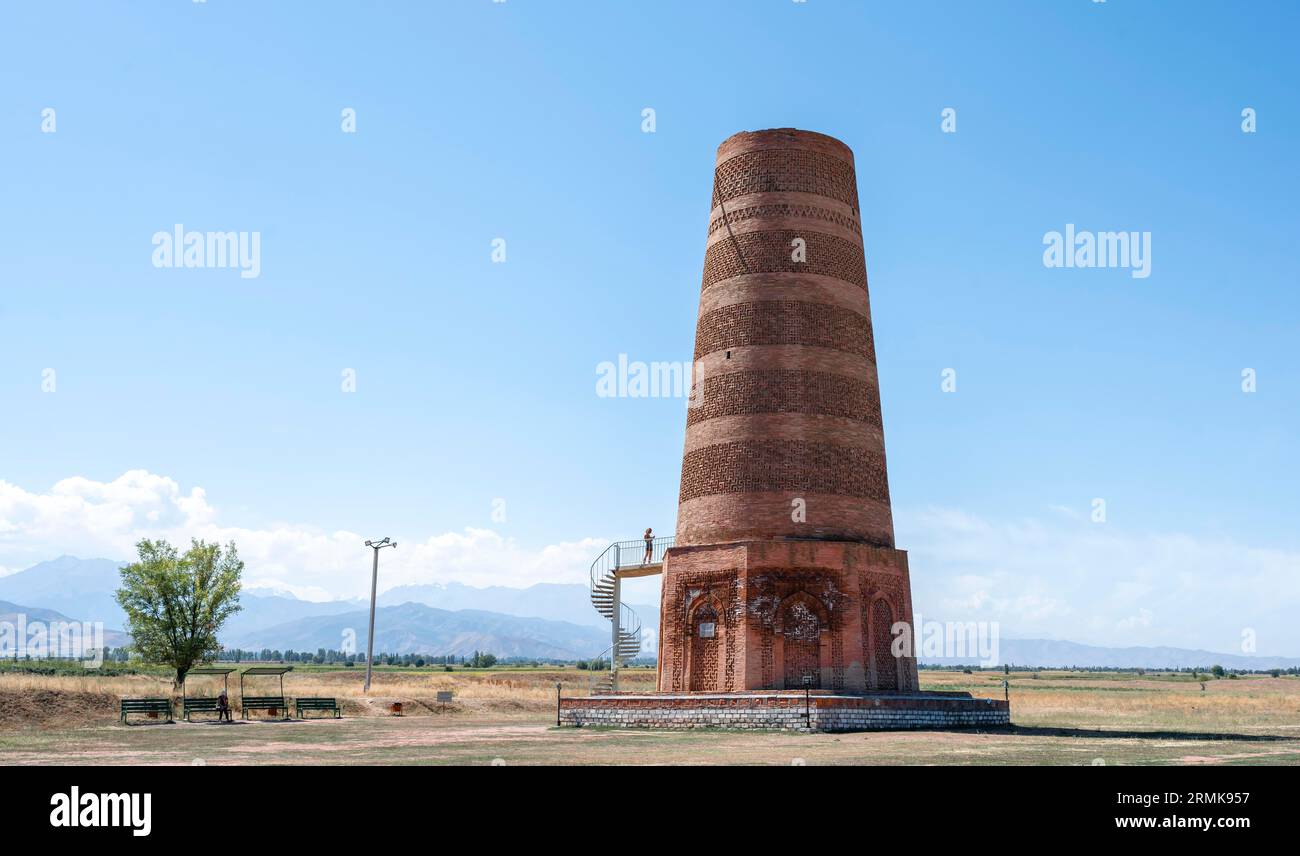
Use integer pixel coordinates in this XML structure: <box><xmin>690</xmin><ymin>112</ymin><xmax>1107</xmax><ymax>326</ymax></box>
<box><xmin>4</xmin><ymin>713</ymin><xmax>1300</xmax><ymax>766</ymax></box>
<box><xmin>2</xmin><ymin>668</ymin><xmax>1299</xmax><ymax>765</ymax></box>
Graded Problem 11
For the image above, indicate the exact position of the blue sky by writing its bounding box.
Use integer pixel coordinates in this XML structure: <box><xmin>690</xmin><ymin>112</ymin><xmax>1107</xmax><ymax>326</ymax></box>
<box><xmin>1</xmin><ymin>2</ymin><xmax>1297</xmax><ymax>652</ymax></box>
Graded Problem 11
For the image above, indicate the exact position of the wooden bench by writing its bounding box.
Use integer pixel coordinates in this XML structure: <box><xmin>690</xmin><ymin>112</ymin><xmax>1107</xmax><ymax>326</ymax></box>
<box><xmin>295</xmin><ymin>697</ymin><xmax>341</xmax><ymax>719</ymax></box>
<box><xmin>241</xmin><ymin>695</ymin><xmax>288</xmax><ymax>719</ymax></box>
<box><xmin>120</xmin><ymin>697</ymin><xmax>172</xmax><ymax>724</ymax></box>
<box><xmin>183</xmin><ymin>697</ymin><xmax>231</xmax><ymax>721</ymax></box>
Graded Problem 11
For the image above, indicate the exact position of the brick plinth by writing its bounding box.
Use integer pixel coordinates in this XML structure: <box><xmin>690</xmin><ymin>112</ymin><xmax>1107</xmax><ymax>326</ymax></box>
<box><xmin>657</xmin><ymin>540</ymin><xmax>919</xmax><ymax>693</ymax></box>
<box><xmin>559</xmin><ymin>692</ymin><xmax>1010</xmax><ymax>733</ymax></box>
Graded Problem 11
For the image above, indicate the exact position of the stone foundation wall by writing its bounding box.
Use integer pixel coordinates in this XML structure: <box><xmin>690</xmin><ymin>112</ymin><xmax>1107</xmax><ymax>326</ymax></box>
<box><xmin>559</xmin><ymin>693</ymin><xmax>1009</xmax><ymax>733</ymax></box>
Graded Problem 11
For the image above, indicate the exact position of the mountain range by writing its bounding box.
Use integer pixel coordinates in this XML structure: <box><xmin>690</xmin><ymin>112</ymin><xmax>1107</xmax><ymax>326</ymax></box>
<box><xmin>926</xmin><ymin>639</ymin><xmax>1300</xmax><ymax>671</ymax></box>
<box><xmin>232</xmin><ymin>602</ymin><xmax>612</xmax><ymax>658</ymax></box>
<box><xmin>0</xmin><ymin>598</ymin><xmax>131</xmax><ymax>651</ymax></box>
<box><xmin>2</xmin><ymin>556</ymin><xmax>1299</xmax><ymax>669</ymax></box>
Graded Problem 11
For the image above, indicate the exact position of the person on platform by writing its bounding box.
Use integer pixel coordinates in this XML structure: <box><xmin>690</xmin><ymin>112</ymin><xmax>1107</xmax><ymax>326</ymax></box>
<box><xmin>643</xmin><ymin>527</ymin><xmax>654</xmax><ymax>564</ymax></box>
<box><xmin>216</xmin><ymin>688</ymin><xmax>232</xmax><ymax>723</ymax></box>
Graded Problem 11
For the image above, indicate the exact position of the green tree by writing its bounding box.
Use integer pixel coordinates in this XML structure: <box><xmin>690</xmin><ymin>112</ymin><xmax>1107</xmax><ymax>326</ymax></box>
<box><xmin>115</xmin><ymin>538</ymin><xmax>243</xmax><ymax>686</ymax></box>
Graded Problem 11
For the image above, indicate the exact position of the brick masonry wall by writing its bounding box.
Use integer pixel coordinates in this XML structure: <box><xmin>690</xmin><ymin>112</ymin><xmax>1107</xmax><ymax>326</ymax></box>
<box><xmin>686</xmin><ymin>368</ymin><xmax>881</xmax><ymax>427</ymax></box>
<box><xmin>711</xmin><ymin>146</ymin><xmax>860</xmax><ymax>209</ymax></box>
<box><xmin>559</xmin><ymin>694</ymin><xmax>1010</xmax><ymax>733</ymax></box>
<box><xmin>707</xmin><ymin>201</ymin><xmax>861</xmax><ymax>241</ymax></box>
<box><xmin>678</xmin><ymin>128</ymin><xmax>891</xmax><ymax>548</ymax></box>
<box><xmin>692</xmin><ymin>300</ymin><xmax>876</xmax><ymax>361</ymax></box>
<box><xmin>679</xmin><ymin>441</ymin><xmax>889</xmax><ymax>503</ymax></box>
<box><xmin>702</xmin><ymin>229</ymin><xmax>868</xmax><ymax>290</ymax></box>
<box><xmin>660</xmin><ymin>130</ymin><xmax>921</xmax><ymax>698</ymax></box>
<box><xmin>657</xmin><ymin>540</ymin><xmax>919</xmax><ymax>693</ymax></box>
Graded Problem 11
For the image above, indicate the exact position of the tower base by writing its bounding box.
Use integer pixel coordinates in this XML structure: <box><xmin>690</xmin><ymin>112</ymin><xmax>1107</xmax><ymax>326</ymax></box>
<box><xmin>559</xmin><ymin>691</ymin><xmax>1009</xmax><ymax>733</ymax></box>
<box><xmin>658</xmin><ymin>540</ymin><xmax>920</xmax><ymax>693</ymax></box>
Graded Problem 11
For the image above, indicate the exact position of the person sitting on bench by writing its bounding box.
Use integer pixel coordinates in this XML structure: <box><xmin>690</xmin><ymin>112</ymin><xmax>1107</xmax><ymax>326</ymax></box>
<box><xmin>217</xmin><ymin>689</ymin><xmax>232</xmax><ymax>723</ymax></box>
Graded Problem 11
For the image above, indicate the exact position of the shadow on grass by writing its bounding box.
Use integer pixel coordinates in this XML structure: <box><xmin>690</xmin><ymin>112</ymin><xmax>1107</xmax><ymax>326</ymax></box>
<box><xmin>120</xmin><ymin>720</ymin><xmax>176</xmax><ymax>727</ymax></box>
<box><xmin>1001</xmin><ymin>725</ymin><xmax>1294</xmax><ymax>743</ymax></box>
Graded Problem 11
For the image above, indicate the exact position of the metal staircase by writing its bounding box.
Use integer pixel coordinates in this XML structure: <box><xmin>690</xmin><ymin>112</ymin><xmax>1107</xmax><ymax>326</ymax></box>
<box><xmin>588</xmin><ymin>536</ymin><xmax>673</xmax><ymax>693</ymax></box>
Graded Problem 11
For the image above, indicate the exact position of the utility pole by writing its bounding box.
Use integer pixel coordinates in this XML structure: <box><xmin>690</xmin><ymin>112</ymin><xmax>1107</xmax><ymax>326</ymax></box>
<box><xmin>363</xmin><ymin>537</ymin><xmax>396</xmax><ymax>693</ymax></box>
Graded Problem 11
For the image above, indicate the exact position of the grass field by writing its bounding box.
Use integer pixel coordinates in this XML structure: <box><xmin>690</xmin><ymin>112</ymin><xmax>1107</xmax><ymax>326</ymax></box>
<box><xmin>2</xmin><ymin>666</ymin><xmax>1298</xmax><ymax>765</ymax></box>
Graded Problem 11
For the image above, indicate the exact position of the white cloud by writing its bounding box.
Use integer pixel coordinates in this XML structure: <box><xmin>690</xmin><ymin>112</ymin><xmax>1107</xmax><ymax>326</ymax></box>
<box><xmin>0</xmin><ymin>471</ymin><xmax>603</xmax><ymax>599</ymax></box>
<box><xmin>897</xmin><ymin>507</ymin><xmax>1300</xmax><ymax>655</ymax></box>
<box><xmin>2</xmin><ymin>472</ymin><xmax>1297</xmax><ymax>655</ymax></box>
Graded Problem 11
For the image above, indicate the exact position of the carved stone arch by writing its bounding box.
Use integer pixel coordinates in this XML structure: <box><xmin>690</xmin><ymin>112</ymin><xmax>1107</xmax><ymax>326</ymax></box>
<box><xmin>773</xmin><ymin>590</ymin><xmax>829</xmax><ymax>633</ymax></box>
<box><xmin>867</xmin><ymin>592</ymin><xmax>901</xmax><ymax>691</ymax></box>
<box><xmin>685</xmin><ymin>593</ymin><xmax>724</xmax><ymax>692</ymax></box>
<box><xmin>774</xmin><ymin>591</ymin><xmax>830</xmax><ymax>690</ymax></box>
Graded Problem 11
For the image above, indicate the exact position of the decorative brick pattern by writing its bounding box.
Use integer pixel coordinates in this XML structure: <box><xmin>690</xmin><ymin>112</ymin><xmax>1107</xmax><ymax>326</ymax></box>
<box><xmin>686</xmin><ymin>368</ymin><xmax>881</xmax><ymax>427</ymax></box>
<box><xmin>658</xmin><ymin>541</ymin><xmax>917</xmax><ymax>693</ymax></box>
<box><xmin>872</xmin><ymin>598</ymin><xmax>898</xmax><ymax>690</ymax></box>
<box><xmin>663</xmin><ymin>567</ymin><xmax>741</xmax><ymax>693</ymax></box>
<box><xmin>708</xmin><ymin>203</ymin><xmax>859</xmax><ymax>238</ymax></box>
<box><xmin>656</xmin><ymin>131</ymin><xmax>922</xmax><ymax>699</ymax></box>
<box><xmin>679</xmin><ymin>440</ymin><xmax>889</xmax><ymax>504</ymax></box>
<box><xmin>712</xmin><ymin>148</ymin><xmax>860</xmax><ymax>210</ymax></box>
<box><xmin>760</xmin><ymin>625</ymin><xmax>774</xmax><ymax>687</ymax></box>
<box><xmin>560</xmin><ymin>693</ymin><xmax>1010</xmax><ymax>733</ymax></box>
<box><xmin>782</xmin><ymin>601</ymin><xmax>821</xmax><ymax>688</ymax></box>
<box><xmin>702</xmin><ymin>229</ymin><xmax>867</xmax><ymax>291</ymax></box>
<box><xmin>693</xmin><ymin>300</ymin><xmax>874</xmax><ymax>361</ymax></box>
<box><xmin>724</xmin><ymin>583</ymin><xmax>739</xmax><ymax>689</ymax></box>
<box><xmin>689</xmin><ymin>604</ymin><xmax>720</xmax><ymax>692</ymax></box>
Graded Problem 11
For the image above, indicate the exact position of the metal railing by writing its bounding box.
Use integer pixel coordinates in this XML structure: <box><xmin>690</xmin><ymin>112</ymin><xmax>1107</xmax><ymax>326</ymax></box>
<box><xmin>587</xmin><ymin>536</ymin><xmax>676</xmax><ymax>592</ymax></box>
<box><xmin>587</xmin><ymin>535</ymin><xmax>674</xmax><ymax>693</ymax></box>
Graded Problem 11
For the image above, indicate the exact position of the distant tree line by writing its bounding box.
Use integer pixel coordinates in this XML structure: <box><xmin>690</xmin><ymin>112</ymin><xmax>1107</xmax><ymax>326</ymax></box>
<box><xmin>207</xmin><ymin>648</ymin><xmax>606</xmax><ymax>669</ymax></box>
<box><xmin>209</xmin><ymin>649</ymin><xmax>556</xmax><ymax>669</ymax></box>
<box><xmin>216</xmin><ymin>648</ymin><xmax>471</xmax><ymax>667</ymax></box>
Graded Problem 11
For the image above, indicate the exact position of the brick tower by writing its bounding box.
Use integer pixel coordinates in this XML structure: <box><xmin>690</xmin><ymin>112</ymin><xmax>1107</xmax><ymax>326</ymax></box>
<box><xmin>657</xmin><ymin>128</ymin><xmax>919</xmax><ymax>694</ymax></box>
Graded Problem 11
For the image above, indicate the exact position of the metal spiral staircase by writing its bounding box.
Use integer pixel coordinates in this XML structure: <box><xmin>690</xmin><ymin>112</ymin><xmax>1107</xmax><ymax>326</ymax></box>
<box><xmin>588</xmin><ymin>536</ymin><xmax>673</xmax><ymax>693</ymax></box>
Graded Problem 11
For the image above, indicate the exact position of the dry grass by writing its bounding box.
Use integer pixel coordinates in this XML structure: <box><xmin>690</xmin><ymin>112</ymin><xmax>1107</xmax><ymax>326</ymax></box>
<box><xmin>920</xmin><ymin>670</ymin><xmax>1300</xmax><ymax>731</ymax></box>
<box><xmin>1</xmin><ymin>667</ymin><xmax>1296</xmax><ymax>738</ymax></box>
<box><xmin>2</xmin><ymin>667</ymin><xmax>1299</xmax><ymax>765</ymax></box>
<box><xmin>0</xmin><ymin>667</ymin><xmax>660</xmax><ymax>728</ymax></box>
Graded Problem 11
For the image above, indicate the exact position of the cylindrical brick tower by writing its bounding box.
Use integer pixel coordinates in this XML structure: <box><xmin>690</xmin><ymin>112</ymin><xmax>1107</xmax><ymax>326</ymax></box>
<box><xmin>658</xmin><ymin>129</ymin><xmax>918</xmax><ymax>695</ymax></box>
<box><xmin>677</xmin><ymin>128</ymin><xmax>894</xmax><ymax>549</ymax></box>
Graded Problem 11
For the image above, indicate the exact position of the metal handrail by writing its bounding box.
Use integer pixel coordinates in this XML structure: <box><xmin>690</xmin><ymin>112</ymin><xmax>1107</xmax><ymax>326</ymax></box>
<box><xmin>620</xmin><ymin>606</ymin><xmax>641</xmax><ymax>671</ymax></box>
<box><xmin>587</xmin><ymin>645</ymin><xmax>617</xmax><ymax>694</ymax></box>
<box><xmin>587</xmin><ymin>536</ymin><xmax>676</xmax><ymax>591</ymax></box>
<box><xmin>587</xmin><ymin>535</ymin><xmax>674</xmax><ymax>692</ymax></box>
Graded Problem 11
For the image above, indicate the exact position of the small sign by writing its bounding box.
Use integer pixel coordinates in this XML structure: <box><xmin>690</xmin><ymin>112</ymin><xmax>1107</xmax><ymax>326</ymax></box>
<box><xmin>436</xmin><ymin>691</ymin><xmax>454</xmax><ymax>703</ymax></box>
<box><xmin>698</xmin><ymin>622</ymin><xmax>716</xmax><ymax>638</ymax></box>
